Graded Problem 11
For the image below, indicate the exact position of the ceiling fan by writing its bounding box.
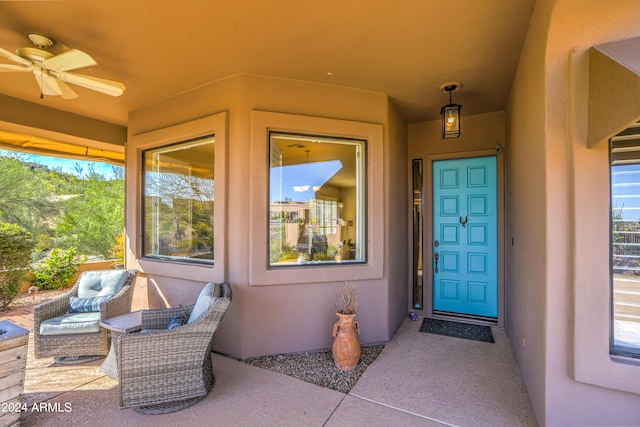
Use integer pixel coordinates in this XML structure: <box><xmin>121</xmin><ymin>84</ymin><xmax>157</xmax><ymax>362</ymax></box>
<box><xmin>0</xmin><ymin>33</ymin><xmax>125</xmax><ymax>99</ymax></box>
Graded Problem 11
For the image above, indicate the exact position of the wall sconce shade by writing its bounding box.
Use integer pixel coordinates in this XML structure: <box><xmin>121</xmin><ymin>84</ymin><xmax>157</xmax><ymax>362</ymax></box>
<box><xmin>440</xmin><ymin>83</ymin><xmax>462</xmax><ymax>139</ymax></box>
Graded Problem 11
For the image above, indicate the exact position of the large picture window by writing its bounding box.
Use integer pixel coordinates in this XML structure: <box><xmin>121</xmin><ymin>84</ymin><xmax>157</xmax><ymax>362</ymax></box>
<box><xmin>142</xmin><ymin>136</ymin><xmax>215</xmax><ymax>263</ymax></box>
<box><xmin>610</xmin><ymin>125</ymin><xmax>640</xmax><ymax>358</ymax></box>
<box><xmin>269</xmin><ymin>132</ymin><xmax>366</xmax><ymax>267</ymax></box>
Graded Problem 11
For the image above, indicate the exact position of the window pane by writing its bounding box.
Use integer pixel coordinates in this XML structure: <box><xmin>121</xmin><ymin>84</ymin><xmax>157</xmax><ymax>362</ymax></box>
<box><xmin>143</xmin><ymin>137</ymin><xmax>214</xmax><ymax>263</ymax></box>
<box><xmin>611</xmin><ymin>131</ymin><xmax>640</xmax><ymax>357</ymax></box>
<box><xmin>412</xmin><ymin>159</ymin><xmax>423</xmax><ymax>309</ymax></box>
<box><xmin>269</xmin><ymin>133</ymin><xmax>365</xmax><ymax>267</ymax></box>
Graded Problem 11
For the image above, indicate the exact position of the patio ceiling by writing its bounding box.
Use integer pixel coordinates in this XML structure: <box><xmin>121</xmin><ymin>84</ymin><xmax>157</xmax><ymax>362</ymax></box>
<box><xmin>0</xmin><ymin>1</ymin><xmax>535</xmax><ymax>129</ymax></box>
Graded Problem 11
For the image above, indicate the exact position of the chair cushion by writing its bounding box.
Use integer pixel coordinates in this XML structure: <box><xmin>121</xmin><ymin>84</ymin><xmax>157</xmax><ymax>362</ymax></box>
<box><xmin>188</xmin><ymin>282</ymin><xmax>218</xmax><ymax>323</ymax></box>
<box><xmin>77</xmin><ymin>270</ymin><xmax>129</xmax><ymax>298</ymax></box>
<box><xmin>68</xmin><ymin>295</ymin><xmax>114</xmax><ymax>313</ymax></box>
<box><xmin>39</xmin><ymin>312</ymin><xmax>101</xmax><ymax>336</ymax></box>
<box><xmin>168</xmin><ymin>312</ymin><xmax>188</xmax><ymax>330</ymax></box>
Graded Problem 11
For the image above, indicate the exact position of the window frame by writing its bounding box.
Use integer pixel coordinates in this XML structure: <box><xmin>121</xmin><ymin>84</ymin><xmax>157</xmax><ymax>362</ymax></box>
<box><xmin>141</xmin><ymin>135</ymin><xmax>215</xmax><ymax>265</ymax></box>
<box><xmin>127</xmin><ymin>112</ymin><xmax>227</xmax><ymax>283</ymax></box>
<box><xmin>609</xmin><ymin>129</ymin><xmax>640</xmax><ymax>360</ymax></box>
<box><xmin>267</xmin><ymin>130</ymin><xmax>368</xmax><ymax>268</ymax></box>
<box><xmin>249</xmin><ymin>111</ymin><xmax>384</xmax><ymax>286</ymax></box>
<box><xmin>573</xmin><ymin>124</ymin><xmax>640</xmax><ymax>397</ymax></box>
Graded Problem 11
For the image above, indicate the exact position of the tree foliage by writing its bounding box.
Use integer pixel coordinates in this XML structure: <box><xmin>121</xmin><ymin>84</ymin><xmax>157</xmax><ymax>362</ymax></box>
<box><xmin>0</xmin><ymin>154</ymin><xmax>62</xmax><ymax>242</ymax></box>
<box><xmin>55</xmin><ymin>164</ymin><xmax>125</xmax><ymax>258</ymax></box>
<box><xmin>0</xmin><ymin>152</ymin><xmax>124</xmax><ymax>260</ymax></box>
<box><xmin>0</xmin><ymin>222</ymin><xmax>35</xmax><ymax>309</ymax></box>
<box><xmin>31</xmin><ymin>247</ymin><xmax>87</xmax><ymax>290</ymax></box>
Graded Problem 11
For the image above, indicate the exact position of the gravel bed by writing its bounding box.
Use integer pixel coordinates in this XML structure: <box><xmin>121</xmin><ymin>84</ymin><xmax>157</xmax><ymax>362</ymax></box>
<box><xmin>245</xmin><ymin>345</ymin><xmax>385</xmax><ymax>393</ymax></box>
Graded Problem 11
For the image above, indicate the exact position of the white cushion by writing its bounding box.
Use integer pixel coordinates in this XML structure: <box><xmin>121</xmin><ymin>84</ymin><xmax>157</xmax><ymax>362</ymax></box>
<box><xmin>188</xmin><ymin>282</ymin><xmax>217</xmax><ymax>323</ymax></box>
<box><xmin>40</xmin><ymin>312</ymin><xmax>101</xmax><ymax>336</ymax></box>
<box><xmin>77</xmin><ymin>270</ymin><xmax>128</xmax><ymax>298</ymax></box>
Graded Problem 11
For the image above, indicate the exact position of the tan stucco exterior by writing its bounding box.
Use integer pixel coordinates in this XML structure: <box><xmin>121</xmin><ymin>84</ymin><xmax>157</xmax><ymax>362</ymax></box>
<box><xmin>125</xmin><ymin>74</ymin><xmax>407</xmax><ymax>359</ymax></box>
<box><xmin>4</xmin><ymin>1</ymin><xmax>640</xmax><ymax>424</ymax></box>
<box><xmin>507</xmin><ymin>0</ymin><xmax>640</xmax><ymax>425</ymax></box>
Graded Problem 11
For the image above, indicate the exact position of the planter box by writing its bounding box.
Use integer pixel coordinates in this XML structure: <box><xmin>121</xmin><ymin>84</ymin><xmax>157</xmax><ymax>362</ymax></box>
<box><xmin>0</xmin><ymin>320</ymin><xmax>29</xmax><ymax>427</ymax></box>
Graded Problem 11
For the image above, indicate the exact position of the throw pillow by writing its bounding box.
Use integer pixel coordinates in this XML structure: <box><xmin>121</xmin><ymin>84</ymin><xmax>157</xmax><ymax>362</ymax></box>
<box><xmin>188</xmin><ymin>282</ymin><xmax>217</xmax><ymax>323</ymax></box>
<box><xmin>167</xmin><ymin>312</ymin><xmax>188</xmax><ymax>330</ymax></box>
<box><xmin>68</xmin><ymin>295</ymin><xmax>114</xmax><ymax>313</ymax></box>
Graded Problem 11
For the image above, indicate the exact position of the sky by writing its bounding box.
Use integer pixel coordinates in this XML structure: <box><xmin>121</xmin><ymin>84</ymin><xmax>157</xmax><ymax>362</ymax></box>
<box><xmin>270</xmin><ymin>160</ymin><xmax>343</xmax><ymax>202</ymax></box>
<box><xmin>612</xmin><ymin>164</ymin><xmax>640</xmax><ymax>221</ymax></box>
<box><xmin>0</xmin><ymin>149</ymin><xmax>122</xmax><ymax>179</ymax></box>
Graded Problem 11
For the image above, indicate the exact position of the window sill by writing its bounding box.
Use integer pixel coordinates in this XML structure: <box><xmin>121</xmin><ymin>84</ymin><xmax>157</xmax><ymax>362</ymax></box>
<box><xmin>135</xmin><ymin>257</ymin><xmax>218</xmax><ymax>283</ymax></box>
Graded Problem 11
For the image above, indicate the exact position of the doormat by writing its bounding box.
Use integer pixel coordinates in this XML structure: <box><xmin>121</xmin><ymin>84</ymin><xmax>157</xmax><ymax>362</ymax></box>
<box><xmin>419</xmin><ymin>318</ymin><xmax>494</xmax><ymax>343</ymax></box>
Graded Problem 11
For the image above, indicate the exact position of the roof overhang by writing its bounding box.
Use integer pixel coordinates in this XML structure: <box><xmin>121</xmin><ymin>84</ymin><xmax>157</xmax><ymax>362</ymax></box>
<box><xmin>0</xmin><ymin>128</ymin><xmax>124</xmax><ymax>165</ymax></box>
<box><xmin>0</xmin><ymin>94</ymin><xmax>126</xmax><ymax>164</ymax></box>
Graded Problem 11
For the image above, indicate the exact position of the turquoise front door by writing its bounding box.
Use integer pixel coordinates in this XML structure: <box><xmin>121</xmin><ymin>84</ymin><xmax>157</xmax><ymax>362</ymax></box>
<box><xmin>432</xmin><ymin>156</ymin><xmax>498</xmax><ymax>318</ymax></box>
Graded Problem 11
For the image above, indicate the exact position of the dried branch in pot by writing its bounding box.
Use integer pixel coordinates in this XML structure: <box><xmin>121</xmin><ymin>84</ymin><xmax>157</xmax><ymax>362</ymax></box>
<box><xmin>335</xmin><ymin>281</ymin><xmax>358</xmax><ymax>314</ymax></box>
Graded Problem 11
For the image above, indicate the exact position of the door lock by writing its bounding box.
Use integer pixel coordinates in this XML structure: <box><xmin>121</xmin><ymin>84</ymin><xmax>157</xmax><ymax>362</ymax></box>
<box><xmin>434</xmin><ymin>251</ymin><xmax>439</xmax><ymax>273</ymax></box>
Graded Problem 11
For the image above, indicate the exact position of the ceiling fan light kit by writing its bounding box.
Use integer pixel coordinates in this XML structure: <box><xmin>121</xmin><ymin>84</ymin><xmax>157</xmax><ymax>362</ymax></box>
<box><xmin>0</xmin><ymin>33</ymin><xmax>125</xmax><ymax>99</ymax></box>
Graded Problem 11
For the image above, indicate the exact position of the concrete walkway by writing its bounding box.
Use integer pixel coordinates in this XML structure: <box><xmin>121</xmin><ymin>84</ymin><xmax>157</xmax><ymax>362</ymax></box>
<box><xmin>5</xmin><ymin>304</ymin><xmax>537</xmax><ymax>427</ymax></box>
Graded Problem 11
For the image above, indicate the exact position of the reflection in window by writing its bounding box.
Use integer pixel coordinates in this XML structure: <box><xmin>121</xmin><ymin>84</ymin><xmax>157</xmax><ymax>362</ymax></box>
<box><xmin>269</xmin><ymin>132</ymin><xmax>365</xmax><ymax>267</ymax></box>
<box><xmin>610</xmin><ymin>126</ymin><xmax>640</xmax><ymax>357</ymax></box>
<box><xmin>143</xmin><ymin>136</ymin><xmax>214</xmax><ymax>263</ymax></box>
<box><xmin>412</xmin><ymin>159</ymin><xmax>423</xmax><ymax>309</ymax></box>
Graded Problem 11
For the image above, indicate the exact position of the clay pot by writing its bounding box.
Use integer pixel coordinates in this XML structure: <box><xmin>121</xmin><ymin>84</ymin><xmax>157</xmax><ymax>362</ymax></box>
<box><xmin>331</xmin><ymin>312</ymin><xmax>361</xmax><ymax>371</ymax></box>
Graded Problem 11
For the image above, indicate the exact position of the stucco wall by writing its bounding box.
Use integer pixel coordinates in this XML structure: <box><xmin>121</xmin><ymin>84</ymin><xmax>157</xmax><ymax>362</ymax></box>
<box><xmin>386</xmin><ymin>100</ymin><xmax>409</xmax><ymax>330</ymax></box>
<box><xmin>408</xmin><ymin>111</ymin><xmax>506</xmax><ymax>159</ymax></box>
<box><xmin>126</xmin><ymin>74</ymin><xmax>407</xmax><ymax>359</ymax></box>
<box><xmin>505</xmin><ymin>0</ymin><xmax>551</xmax><ymax>423</ymax></box>
<box><xmin>509</xmin><ymin>0</ymin><xmax>640</xmax><ymax>425</ymax></box>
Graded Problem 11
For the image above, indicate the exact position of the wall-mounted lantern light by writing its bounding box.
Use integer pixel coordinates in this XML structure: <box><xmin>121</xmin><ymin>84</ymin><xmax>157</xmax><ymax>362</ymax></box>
<box><xmin>440</xmin><ymin>82</ymin><xmax>462</xmax><ymax>139</ymax></box>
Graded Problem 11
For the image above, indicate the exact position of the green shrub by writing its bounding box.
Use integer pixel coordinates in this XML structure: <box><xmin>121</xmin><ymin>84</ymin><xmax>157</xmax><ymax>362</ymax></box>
<box><xmin>31</xmin><ymin>247</ymin><xmax>87</xmax><ymax>290</ymax></box>
<box><xmin>108</xmin><ymin>232</ymin><xmax>125</xmax><ymax>267</ymax></box>
<box><xmin>0</xmin><ymin>222</ymin><xmax>35</xmax><ymax>310</ymax></box>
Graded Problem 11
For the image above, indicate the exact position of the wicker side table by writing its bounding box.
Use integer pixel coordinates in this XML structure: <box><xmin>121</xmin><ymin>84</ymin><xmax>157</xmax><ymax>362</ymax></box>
<box><xmin>99</xmin><ymin>311</ymin><xmax>142</xmax><ymax>380</ymax></box>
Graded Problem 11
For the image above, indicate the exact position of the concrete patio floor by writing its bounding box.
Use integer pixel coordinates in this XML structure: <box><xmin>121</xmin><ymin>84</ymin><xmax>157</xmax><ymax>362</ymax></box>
<box><xmin>4</xmin><ymin>305</ymin><xmax>537</xmax><ymax>427</ymax></box>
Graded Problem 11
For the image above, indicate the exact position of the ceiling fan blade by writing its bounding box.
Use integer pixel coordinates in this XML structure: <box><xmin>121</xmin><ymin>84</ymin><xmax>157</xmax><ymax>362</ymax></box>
<box><xmin>35</xmin><ymin>74</ymin><xmax>78</xmax><ymax>99</ymax></box>
<box><xmin>0</xmin><ymin>63</ymin><xmax>32</xmax><ymax>72</ymax></box>
<box><xmin>0</xmin><ymin>47</ymin><xmax>32</xmax><ymax>66</ymax></box>
<box><xmin>43</xmin><ymin>48</ymin><xmax>97</xmax><ymax>72</ymax></box>
<box><xmin>52</xmin><ymin>71</ymin><xmax>125</xmax><ymax>96</ymax></box>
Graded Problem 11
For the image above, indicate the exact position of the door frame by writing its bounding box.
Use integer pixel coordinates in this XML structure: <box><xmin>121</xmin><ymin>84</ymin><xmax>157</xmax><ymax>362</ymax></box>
<box><xmin>424</xmin><ymin>148</ymin><xmax>505</xmax><ymax>327</ymax></box>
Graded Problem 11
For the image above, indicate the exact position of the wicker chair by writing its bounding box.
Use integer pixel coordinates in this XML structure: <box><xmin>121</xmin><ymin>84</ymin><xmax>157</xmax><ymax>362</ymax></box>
<box><xmin>116</xmin><ymin>282</ymin><xmax>232</xmax><ymax>414</ymax></box>
<box><xmin>33</xmin><ymin>269</ymin><xmax>137</xmax><ymax>362</ymax></box>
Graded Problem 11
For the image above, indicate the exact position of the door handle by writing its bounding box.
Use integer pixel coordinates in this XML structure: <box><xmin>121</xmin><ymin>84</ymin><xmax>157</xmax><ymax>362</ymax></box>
<box><xmin>459</xmin><ymin>216</ymin><xmax>468</xmax><ymax>228</ymax></box>
<box><xmin>434</xmin><ymin>251</ymin><xmax>439</xmax><ymax>273</ymax></box>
